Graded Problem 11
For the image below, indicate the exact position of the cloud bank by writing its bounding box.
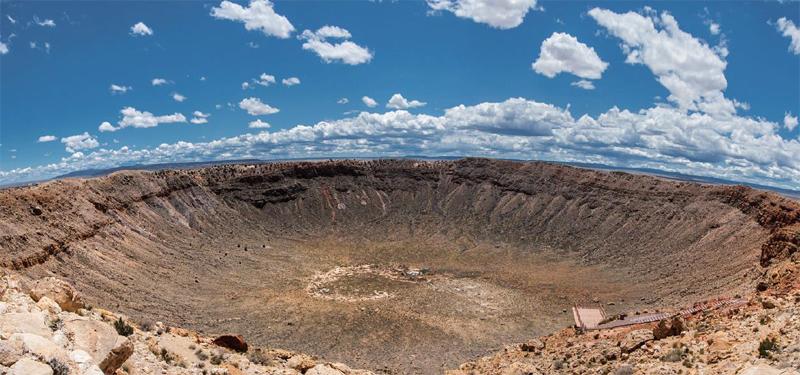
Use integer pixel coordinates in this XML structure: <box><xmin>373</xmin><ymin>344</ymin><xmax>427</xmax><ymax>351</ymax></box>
<box><xmin>5</xmin><ymin>97</ymin><xmax>799</xmax><ymax>189</ymax></box>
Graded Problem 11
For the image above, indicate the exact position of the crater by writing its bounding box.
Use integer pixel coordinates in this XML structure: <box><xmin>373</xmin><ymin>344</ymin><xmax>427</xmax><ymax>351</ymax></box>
<box><xmin>306</xmin><ymin>264</ymin><xmax>425</xmax><ymax>302</ymax></box>
<box><xmin>0</xmin><ymin>158</ymin><xmax>789</xmax><ymax>374</ymax></box>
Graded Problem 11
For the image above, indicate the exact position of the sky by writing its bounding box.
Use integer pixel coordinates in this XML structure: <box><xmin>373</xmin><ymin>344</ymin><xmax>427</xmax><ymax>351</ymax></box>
<box><xmin>0</xmin><ymin>0</ymin><xmax>799</xmax><ymax>189</ymax></box>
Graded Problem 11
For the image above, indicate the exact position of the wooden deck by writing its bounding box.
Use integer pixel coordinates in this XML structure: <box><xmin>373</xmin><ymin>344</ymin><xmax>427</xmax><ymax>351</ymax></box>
<box><xmin>573</xmin><ymin>298</ymin><xmax>747</xmax><ymax>331</ymax></box>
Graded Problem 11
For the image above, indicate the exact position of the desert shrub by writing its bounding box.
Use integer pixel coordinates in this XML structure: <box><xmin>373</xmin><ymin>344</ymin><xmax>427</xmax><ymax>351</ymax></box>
<box><xmin>661</xmin><ymin>348</ymin><xmax>684</xmax><ymax>362</ymax></box>
<box><xmin>615</xmin><ymin>365</ymin><xmax>634</xmax><ymax>375</ymax></box>
<box><xmin>759</xmin><ymin>337</ymin><xmax>779</xmax><ymax>358</ymax></box>
<box><xmin>114</xmin><ymin>317</ymin><xmax>133</xmax><ymax>336</ymax></box>
<box><xmin>160</xmin><ymin>348</ymin><xmax>175</xmax><ymax>364</ymax></box>
<box><xmin>48</xmin><ymin>358</ymin><xmax>70</xmax><ymax>375</ymax></box>
<box><xmin>195</xmin><ymin>349</ymin><xmax>209</xmax><ymax>361</ymax></box>
<box><xmin>139</xmin><ymin>319</ymin><xmax>156</xmax><ymax>332</ymax></box>
<box><xmin>210</xmin><ymin>350</ymin><xmax>225</xmax><ymax>365</ymax></box>
<box><xmin>48</xmin><ymin>317</ymin><xmax>63</xmax><ymax>331</ymax></box>
<box><xmin>248</xmin><ymin>349</ymin><xmax>272</xmax><ymax>366</ymax></box>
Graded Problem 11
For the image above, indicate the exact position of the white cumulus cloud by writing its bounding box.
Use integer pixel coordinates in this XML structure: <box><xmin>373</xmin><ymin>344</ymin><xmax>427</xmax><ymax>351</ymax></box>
<box><xmin>786</xmin><ymin>112</ymin><xmax>799</xmax><ymax>132</ymax></box>
<box><xmin>299</xmin><ymin>26</ymin><xmax>373</xmax><ymax>65</ymax></box>
<box><xmin>130</xmin><ymin>22</ymin><xmax>153</xmax><ymax>36</ymax></box>
<box><xmin>775</xmin><ymin>17</ymin><xmax>800</xmax><ymax>55</ymax></box>
<box><xmin>210</xmin><ymin>0</ymin><xmax>294</xmax><ymax>39</ymax></box>
<box><xmin>338</xmin><ymin>98</ymin><xmax>349</xmax><ymax>104</ymax></box>
<box><xmin>571</xmin><ymin>80</ymin><xmax>595</xmax><ymax>90</ymax></box>
<box><xmin>110</xmin><ymin>84</ymin><xmax>132</xmax><ymax>94</ymax></box>
<box><xmin>255</xmin><ymin>73</ymin><xmax>276</xmax><ymax>86</ymax></box>
<box><xmin>708</xmin><ymin>22</ymin><xmax>720</xmax><ymax>35</ymax></box>
<box><xmin>249</xmin><ymin>119</ymin><xmax>271</xmax><ymax>129</ymax></box>
<box><xmin>239</xmin><ymin>97</ymin><xmax>279</xmax><ymax>115</ymax></box>
<box><xmin>282</xmin><ymin>77</ymin><xmax>300</xmax><ymax>86</ymax></box>
<box><xmin>172</xmin><ymin>93</ymin><xmax>187</xmax><ymax>102</ymax></box>
<box><xmin>61</xmin><ymin>133</ymin><xmax>98</xmax><ymax>153</ymax></box>
<box><xmin>191</xmin><ymin>111</ymin><xmax>211</xmax><ymax>124</ymax></box>
<box><xmin>98</xmin><ymin>122</ymin><xmax>116</xmax><ymax>132</ymax></box>
<box><xmin>362</xmin><ymin>96</ymin><xmax>377</xmax><ymax>108</ymax></box>
<box><xmin>0</xmin><ymin>42</ymin><xmax>8</xmax><ymax>55</ymax></box>
<box><xmin>426</xmin><ymin>0</ymin><xmax>538</xmax><ymax>29</ymax></box>
<box><xmin>99</xmin><ymin>107</ymin><xmax>187</xmax><ymax>132</ymax></box>
<box><xmin>589</xmin><ymin>8</ymin><xmax>736</xmax><ymax>117</ymax></box>
<box><xmin>37</xmin><ymin>135</ymin><xmax>56</xmax><ymax>143</ymax></box>
<box><xmin>152</xmin><ymin>78</ymin><xmax>169</xmax><ymax>86</ymax></box>
<box><xmin>119</xmin><ymin>107</ymin><xmax>186</xmax><ymax>128</ymax></box>
<box><xmin>532</xmin><ymin>32</ymin><xmax>608</xmax><ymax>80</ymax></box>
<box><xmin>386</xmin><ymin>93</ymin><xmax>427</xmax><ymax>109</ymax></box>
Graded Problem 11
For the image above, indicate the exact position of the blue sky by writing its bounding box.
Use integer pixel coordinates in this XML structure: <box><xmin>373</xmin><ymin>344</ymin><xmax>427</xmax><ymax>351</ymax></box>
<box><xmin>1</xmin><ymin>0</ymin><xmax>799</xmax><ymax>189</ymax></box>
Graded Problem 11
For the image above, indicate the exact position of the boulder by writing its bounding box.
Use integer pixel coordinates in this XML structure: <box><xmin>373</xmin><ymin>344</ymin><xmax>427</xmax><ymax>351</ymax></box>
<box><xmin>619</xmin><ymin>329</ymin><xmax>653</xmax><ymax>353</ymax></box>
<box><xmin>287</xmin><ymin>354</ymin><xmax>316</xmax><ymax>372</ymax></box>
<box><xmin>706</xmin><ymin>333</ymin><xmax>733</xmax><ymax>363</ymax></box>
<box><xmin>306</xmin><ymin>364</ymin><xmax>346</xmax><ymax>375</ymax></box>
<box><xmin>9</xmin><ymin>333</ymin><xmax>65</xmax><ymax>362</ymax></box>
<box><xmin>98</xmin><ymin>338</ymin><xmax>133</xmax><ymax>375</ymax></box>
<box><xmin>652</xmin><ymin>317</ymin><xmax>686</xmax><ymax>340</ymax></box>
<box><xmin>0</xmin><ymin>339</ymin><xmax>24</xmax><ymax>366</ymax></box>
<box><xmin>223</xmin><ymin>364</ymin><xmax>245</xmax><ymax>375</ymax></box>
<box><xmin>62</xmin><ymin>316</ymin><xmax>131</xmax><ymax>374</ymax></box>
<box><xmin>35</xmin><ymin>297</ymin><xmax>62</xmax><ymax>317</ymax></box>
<box><xmin>8</xmin><ymin>357</ymin><xmax>53</xmax><ymax>375</ymax></box>
<box><xmin>519</xmin><ymin>339</ymin><xmax>545</xmax><ymax>352</ymax></box>
<box><xmin>0</xmin><ymin>311</ymin><xmax>51</xmax><ymax>339</ymax></box>
<box><xmin>212</xmin><ymin>334</ymin><xmax>248</xmax><ymax>352</ymax></box>
<box><xmin>329</xmin><ymin>362</ymin><xmax>353</xmax><ymax>373</ymax></box>
<box><xmin>70</xmin><ymin>349</ymin><xmax>104</xmax><ymax>375</ymax></box>
<box><xmin>28</xmin><ymin>278</ymin><xmax>84</xmax><ymax>313</ymax></box>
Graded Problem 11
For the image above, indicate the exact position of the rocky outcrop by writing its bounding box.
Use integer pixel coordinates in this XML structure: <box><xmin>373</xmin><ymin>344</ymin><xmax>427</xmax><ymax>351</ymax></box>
<box><xmin>97</xmin><ymin>338</ymin><xmax>132</xmax><ymax>375</ymax></box>
<box><xmin>28</xmin><ymin>277</ymin><xmax>85</xmax><ymax>313</ymax></box>
<box><xmin>451</xmin><ymin>293</ymin><xmax>800</xmax><ymax>374</ymax></box>
<box><xmin>652</xmin><ymin>316</ymin><xmax>686</xmax><ymax>340</ymax></box>
<box><xmin>0</xmin><ymin>275</ymin><xmax>373</xmax><ymax>375</ymax></box>
<box><xmin>212</xmin><ymin>334</ymin><xmax>248</xmax><ymax>352</ymax></box>
<box><xmin>761</xmin><ymin>224</ymin><xmax>800</xmax><ymax>266</ymax></box>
